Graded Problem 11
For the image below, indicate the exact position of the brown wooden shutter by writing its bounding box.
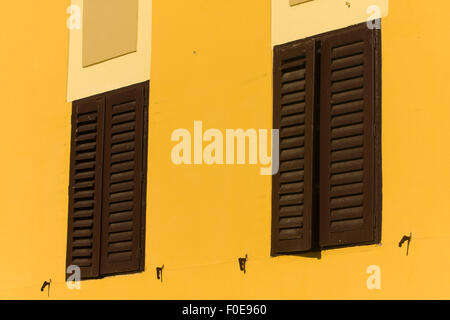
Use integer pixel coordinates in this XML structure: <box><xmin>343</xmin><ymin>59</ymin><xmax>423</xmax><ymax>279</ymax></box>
<box><xmin>272</xmin><ymin>39</ymin><xmax>317</xmax><ymax>254</ymax></box>
<box><xmin>67</xmin><ymin>97</ymin><xmax>105</xmax><ymax>279</ymax></box>
<box><xmin>319</xmin><ymin>24</ymin><xmax>381</xmax><ymax>247</ymax></box>
<box><xmin>100</xmin><ymin>83</ymin><xmax>147</xmax><ymax>275</ymax></box>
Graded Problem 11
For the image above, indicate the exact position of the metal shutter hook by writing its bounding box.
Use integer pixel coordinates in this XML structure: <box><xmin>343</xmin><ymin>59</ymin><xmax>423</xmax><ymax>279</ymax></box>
<box><xmin>156</xmin><ymin>265</ymin><xmax>164</xmax><ymax>282</ymax></box>
<box><xmin>40</xmin><ymin>279</ymin><xmax>52</xmax><ymax>297</ymax></box>
<box><xmin>238</xmin><ymin>255</ymin><xmax>248</xmax><ymax>274</ymax></box>
<box><xmin>399</xmin><ymin>233</ymin><xmax>412</xmax><ymax>256</ymax></box>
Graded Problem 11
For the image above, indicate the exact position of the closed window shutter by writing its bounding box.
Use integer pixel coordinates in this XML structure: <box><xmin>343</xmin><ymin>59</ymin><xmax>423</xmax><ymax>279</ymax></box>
<box><xmin>272</xmin><ymin>40</ymin><xmax>316</xmax><ymax>254</ymax></box>
<box><xmin>67</xmin><ymin>98</ymin><xmax>105</xmax><ymax>279</ymax></box>
<box><xmin>319</xmin><ymin>25</ymin><xmax>380</xmax><ymax>247</ymax></box>
<box><xmin>100</xmin><ymin>84</ymin><xmax>147</xmax><ymax>275</ymax></box>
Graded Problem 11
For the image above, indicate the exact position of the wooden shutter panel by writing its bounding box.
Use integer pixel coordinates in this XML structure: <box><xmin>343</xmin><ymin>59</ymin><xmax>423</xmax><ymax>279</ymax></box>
<box><xmin>319</xmin><ymin>24</ymin><xmax>381</xmax><ymax>247</ymax></box>
<box><xmin>67</xmin><ymin>98</ymin><xmax>105</xmax><ymax>279</ymax></box>
<box><xmin>272</xmin><ymin>39</ymin><xmax>316</xmax><ymax>254</ymax></box>
<box><xmin>100</xmin><ymin>83</ymin><xmax>147</xmax><ymax>275</ymax></box>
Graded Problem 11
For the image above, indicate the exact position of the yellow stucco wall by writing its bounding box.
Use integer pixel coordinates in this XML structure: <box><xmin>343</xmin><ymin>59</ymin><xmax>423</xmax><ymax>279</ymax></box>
<box><xmin>0</xmin><ymin>0</ymin><xmax>449</xmax><ymax>299</ymax></box>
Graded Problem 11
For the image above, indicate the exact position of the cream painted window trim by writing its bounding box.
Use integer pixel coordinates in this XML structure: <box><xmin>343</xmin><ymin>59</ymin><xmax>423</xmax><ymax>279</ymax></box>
<box><xmin>273</xmin><ymin>0</ymin><xmax>389</xmax><ymax>46</ymax></box>
<box><xmin>67</xmin><ymin>0</ymin><xmax>152</xmax><ymax>102</ymax></box>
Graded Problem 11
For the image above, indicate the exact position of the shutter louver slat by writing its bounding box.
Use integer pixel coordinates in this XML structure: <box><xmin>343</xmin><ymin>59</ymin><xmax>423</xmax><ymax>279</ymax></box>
<box><xmin>100</xmin><ymin>84</ymin><xmax>146</xmax><ymax>275</ymax></box>
<box><xmin>272</xmin><ymin>40</ymin><xmax>316</xmax><ymax>254</ymax></box>
<box><xmin>319</xmin><ymin>25</ymin><xmax>380</xmax><ymax>247</ymax></box>
<box><xmin>67</xmin><ymin>98</ymin><xmax>105</xmax><ymax>279</ymax></box>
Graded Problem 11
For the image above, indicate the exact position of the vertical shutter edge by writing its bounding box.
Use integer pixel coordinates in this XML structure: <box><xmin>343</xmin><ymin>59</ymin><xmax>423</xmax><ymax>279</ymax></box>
<box><xmin>319</xmin><ymin>23</ymin><xmax>381</xmax><ymax>248</ymax></box>
<box><xmin>272</xmin><ymin>40</ymin><xmax>316</xmax><ymax>255</ymax></box>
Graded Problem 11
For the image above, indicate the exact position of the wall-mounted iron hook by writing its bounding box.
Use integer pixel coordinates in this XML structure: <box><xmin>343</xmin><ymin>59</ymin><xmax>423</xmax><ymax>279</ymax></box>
<box><xmin>156</xmin><ymin>265</ymin><xmax>164</xmax><ymax>282</ymax></box>
<box><xmin>238</xmin><ymin>254</ymin><xmax>248</xmax><ymax>274</ymax></box>
<box><xmin>40</xmin><ymin>279</ymin><xmax>52</xmax><ymax>297</ymax></box>
<box><xmin>399</xmin><ymin>233</ymin><xmax>412</xmax><ymax>256</ymax></box>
